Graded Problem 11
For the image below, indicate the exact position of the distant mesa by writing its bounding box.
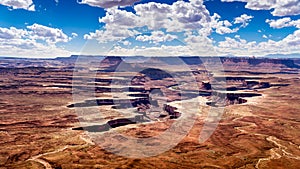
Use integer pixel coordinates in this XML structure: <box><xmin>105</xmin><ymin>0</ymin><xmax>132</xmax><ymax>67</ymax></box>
<box><xmin>220</xmin><ymin>57</ymin><xmax>300</xmax><ymax>69</ymax></box>
<box><xmin>140</xmin><ymin>68</ymin><xmax>173</xmax><ymax>80</ymax></box>
<box><xmin>100</xmin><ymin>56</ymin><xmax>135</xmax><ymax>72</ymax></box>
<box><xmin>0</xmin><ymin>55</ymin><xmax>299</xmax><ymax>70</ymax></box>
<box><xmin>100</xmin><ymin>56</ymin><xmax>123</xmax><ymax>65</ymax></box>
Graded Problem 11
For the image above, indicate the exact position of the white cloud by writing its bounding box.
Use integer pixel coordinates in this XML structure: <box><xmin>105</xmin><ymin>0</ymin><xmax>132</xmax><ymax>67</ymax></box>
<box><xmin>266</xmin><ymin>17</ymin><xmax>300</xmax><ymax>28</ymax></box>
<box><xmin>234</xmin><ymin>14</ymin><xmax>253</xmax><ymax>27</ymax></box>
<box><xmin>78</xmin><ymin>0</ymin><xmax>140</xmax><ymax>8</ymax></box>
<box><xmin>0</xmin><ymin>27</ymin><xmax>28</xmax><ymax>39</ymax></box>
<box><xmin>210</xmin><ymin>13</ymin><xmax>239</xmax><ymax>35</ymax></box>
<box><xmin>289</xmin><ymin>20</ymin><xmax>300</xmax><ymax>29</ymax></box>
<box><xmin>83</xmin><ymin>8</ymin><xmax>141</xmax><ymax>42</ymax></box>
<box><xmin>133</xmin><ymin>1</ymin><xmax>211</xmax><ymax>31</ymax></box>
<box><xmin>122</xmin><ymin>40</ymin><xmax>131</xmax><ymax>46</ymax></box>
<box><xmin>0</xmin><ymin>24</ymin><xmax>72</xmax><ymax>58</ymax></box>
<box><xmin>216</xmin><ymin>29</ymin><xmax>300</xmax><ymax>56</ymax></box>
<box><xmin>271</xmin><ymin>0</ymin><xmax>300</xmax><ymax>16</ymax></box>
<box><xmin>83</xmin><ymin>0</ymin><xmax>259</xmax><ymax>56</ymax></box>
<box><xmin>215</xmin><ymin>26</ymin><xmax>238</xmax><ymax>34</ymax></box>
<box><xmin>27</xmin><ymin>24</ymin><xmax>71</xmax><ymax>44</ymax></box>
<box><xmin>84</xmin><ymin>1</ymin><xmax>212</xmax><ymax>42</ymax></box>
<box><xmin>82</xmin><ymin>1</ymin><xmax>229</xmax><ymax>56</ymax></box>
<box><xmin>0</xmin><ymin>0</ymin><xmax>35</xmax><ymax>11</ymax></box>
<box><xmin>183</xmin><ymin>31</ymin><xmax>216</xmax><ymax>55</ymax></box>
<box><xmin>99</xmin><ymin>8</ymin><xmax>140</xmax><ymax>28</ymax></box>
<box><xmin>136</xmin><ymin>31</ymin><xmax>177</xmax><ymax>44</ymax></box>
<box><xmin>283</xmin><ymin>29</ymin><xmax>300</xmax><ymax>46</ymax></box>
<box><xmin>85</xmin><ymin>0</ymin><xmax>254</xmax><ymax>45</ymax></box>
<box><xmin>0</xmin><ymin>41</ymin><xmax>71</xmax><ymax>58</ymax></box>
<box><xmin>81</xmin><ymin>0</ymin><xmax>300</xmax><ymax>57</ymax></box>
<box><xmin>221</xmin><ymin>0</ymin><xmax>300</xmax><ymax>16</ymax></box>
<box><xmin>71</xmin><ymin>33</ymin><xmax>78</xmax><ymax>38</ymax></box>
<box><xmin>266</xmin><ymin>17</ymin><xmax>291</xmax><ymax>28</ymax></box>
<box><xmin>84</xmin><ymin>28</ymin><xmax>139</xmax><ymax>43</ymax></box>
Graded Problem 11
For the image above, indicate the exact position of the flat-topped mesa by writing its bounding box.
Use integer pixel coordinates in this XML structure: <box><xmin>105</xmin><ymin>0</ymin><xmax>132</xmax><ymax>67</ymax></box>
<box><xmin>221</xmin><ymin>57</ymin><xmax>300</xmax><ymax>69</ymax></box>
<box><xmin>99</xmin><ymin>56</ymin><xmax>134</xmax><ymax>72</ymax></box>
<box><xmin>100</xmin><ymin>56</ymin><xmax>122</xmax><ymax>68</ymax></box>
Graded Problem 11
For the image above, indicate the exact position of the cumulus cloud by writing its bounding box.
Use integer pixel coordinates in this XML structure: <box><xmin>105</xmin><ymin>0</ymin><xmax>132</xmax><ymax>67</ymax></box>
<box><xmin>221</xmin><ymin>0</ymin><xmax>300</xmax><ymax>16</ymax></box>
<box><xmin>136</xmin><ymin>31</ymin><xmax>177</xmax><ymax>44</ymax></box>
<box><xmin>0</xmin><ymin>27</ymin><xmax>28</xmax><ymax>39</ymax></box>
<box><xmin>283</xmin><ymin>29</ymin><xmax>300</xmax><ymax>46</ymax></box>
<box><xmin>85</xmin><ymin>0</ymin><xmax>250</xmax><ymax>45</ymax></box>
<box><xmin>81</xmin><ymin>0</ymin><xmax>299</xmax><ymax>57</ymax></box>
<box><xmin>210</xmin><ymin>13</ymin><xmax>239</xmax><ymax>35</ymax></box>
<box><xmin>266</xmin><ymin>17</ymin><xmax>300</xmax><ymax>28</ymax></box>
<box><xmin>234</xmin><ymin>14</ymin><xmax>253</xmax><ymax>27</ymax></box>
<box><xmin>83</xmin><ymin>8</ymin><xmax>141</xmax><ymax>42</ymax></box>
<box><xmin>84</xmin><ymin>25</ymin><xmax>300</xmax><ymax>57</ymax></box>
<box><xmin>134</xmin><ymin>1</ymin><xmax>211</xmax><ymax>31</ymax></box>
<box><xmin>27</xmin><ymin>24</ymin><xmax>71</xmax><ymax>43</ymax></box>
<box><xmin>216</xmin><ymin>29</ymin><xmax>300</xmax><ymax>56</ymax></box>
<box><xmin>0</xmin><ymin>24</ymin><xmax>72</xmax><ymax>57</ymax></box>
<box><xmin>99</xmin><ymin>8</ymin><xmax>140</xmax><ymax>28</ymax></box>
<box><xmin>83</xmin><ymin>0</ymin><xmax>260</xmax><ymax>56</ymax></box>
<box><xmin>78</xmin><ymin>0</ymin><xmax>141</xmax><ymax>8</ymax></box>
<box><xmin>0</xmin><ymin>0</ymin><xmax>35</xmax><ymax>11</ymax></box>
<box><xmin>84</xmin><ymin>28</ymin><xmax>139</xmax><ymax>43</ymax></box>
<box><xmin>84</xmin><ymin>1</ymin><xmax>212</xmax><ymax>43</ymax></box>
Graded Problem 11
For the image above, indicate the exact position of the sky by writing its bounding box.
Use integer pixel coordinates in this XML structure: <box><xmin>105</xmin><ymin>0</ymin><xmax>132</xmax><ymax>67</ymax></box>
<box><xmin>0</xmin><ymin>0</ymin><xmax>300</xmax><ymax>58</ymax></box>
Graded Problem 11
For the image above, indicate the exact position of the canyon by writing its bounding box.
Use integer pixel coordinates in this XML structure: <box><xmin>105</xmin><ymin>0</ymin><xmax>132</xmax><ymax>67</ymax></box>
<box><xmin>0</xmin><ymin>56</ymin><xmax>299</xmax><ymax>168</ymax></box>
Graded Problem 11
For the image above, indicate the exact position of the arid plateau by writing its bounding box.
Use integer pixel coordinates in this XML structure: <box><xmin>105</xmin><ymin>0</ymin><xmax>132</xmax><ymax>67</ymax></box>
<box><xmin>0</xmin><ymin>56</ymin><xmax>300</xmax><ymax>169</ymax></box>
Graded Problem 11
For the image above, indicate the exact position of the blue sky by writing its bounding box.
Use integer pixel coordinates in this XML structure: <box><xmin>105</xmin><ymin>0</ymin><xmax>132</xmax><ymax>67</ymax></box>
<box><xmin>0</xmin><ymin>0</ymin><xmax>299</xmax><ymax>57</ymax></box>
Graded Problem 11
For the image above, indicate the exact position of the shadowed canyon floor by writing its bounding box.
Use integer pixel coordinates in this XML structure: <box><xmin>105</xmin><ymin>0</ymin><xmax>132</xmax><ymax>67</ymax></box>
<box><xmin>0</xmin><ymin>56</ymin><xmax>300</xmax><ymax>168</ymax></box>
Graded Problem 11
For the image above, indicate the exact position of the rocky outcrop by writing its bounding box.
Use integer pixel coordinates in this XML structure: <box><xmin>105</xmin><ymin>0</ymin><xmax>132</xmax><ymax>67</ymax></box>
<box><xmin>201</xmin><ymin>81</ymin><xmax>212</xmax><ymax>90</ymax></box>
<box><xmin>163</xmin><ymin>105</ymin><xmax>181</xmax><ymax>119</ymax></box>
<box><xmin>208</xmin><ymin>92</ymin><xmax>262</xmax><ymax>106</ymax></box>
